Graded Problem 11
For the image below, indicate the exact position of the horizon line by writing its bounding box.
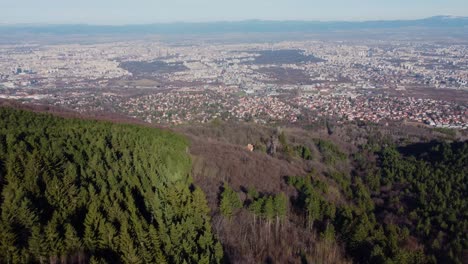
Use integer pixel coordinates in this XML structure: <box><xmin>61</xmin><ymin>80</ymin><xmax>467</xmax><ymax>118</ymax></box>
<box><xmin>0</xmin><ymin>15</ymin><xmax>466</xmax><ymax>27</ymax></box>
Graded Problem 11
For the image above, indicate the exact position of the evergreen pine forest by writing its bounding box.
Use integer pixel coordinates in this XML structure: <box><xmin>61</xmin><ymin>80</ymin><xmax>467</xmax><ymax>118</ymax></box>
<box><xmin>0</xmin><ymin>107</ymin><xmax>222</xmax><ymax>263</ymax></box>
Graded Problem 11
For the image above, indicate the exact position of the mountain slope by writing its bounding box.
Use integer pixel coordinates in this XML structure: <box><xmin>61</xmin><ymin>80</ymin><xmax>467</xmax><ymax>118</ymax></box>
<box><xmin>178</xmin><ymin>121</ymin><xmax>467</xmax><ymax>263</ymax></box>
<box><xmin>0</xmin><ymin>105</ymin><xmax>466</xmax><ymax>263</ymax></box>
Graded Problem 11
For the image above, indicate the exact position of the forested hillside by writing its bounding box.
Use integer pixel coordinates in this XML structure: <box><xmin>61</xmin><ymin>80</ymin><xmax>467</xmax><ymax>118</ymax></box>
<box><xmin>0</xmin><ymin>106</ymin><xmax>466</xmax><ymax>264</ymax></box>
<box><xmin>0</xmin><ymin>107</ymin><xmax>222</xmax><ymax>263</ymax></box>
<box><xmin>180</xmin><ymin>122</ymin><xmax>467</xmax><ymax>264</ymax></box>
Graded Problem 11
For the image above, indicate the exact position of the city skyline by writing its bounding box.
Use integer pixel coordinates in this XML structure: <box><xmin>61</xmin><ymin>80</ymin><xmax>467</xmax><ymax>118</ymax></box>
<box><xmin>1</xmin><ymin>0</ymin><xmax>467</xmax><ymax>25</ymax></box>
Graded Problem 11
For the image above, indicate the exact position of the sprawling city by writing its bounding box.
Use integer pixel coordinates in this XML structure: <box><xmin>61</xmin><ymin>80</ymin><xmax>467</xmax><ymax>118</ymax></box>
<box><xmin>0</xmin><ymin>2</ymin><xmax>467</xmax><ymax>263</ymax></box>
<box><xmin>1</xmin><ymin>39</ymin><xmax>467</xmax><ymax>128</ymax></box>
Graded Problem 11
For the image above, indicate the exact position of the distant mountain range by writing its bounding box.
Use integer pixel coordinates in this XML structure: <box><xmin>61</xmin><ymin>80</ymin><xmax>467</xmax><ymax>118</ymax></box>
<box><xmin>0</xmin><ymin>16</ymin><xmax>467</xmax><ymax>35</ymax></box>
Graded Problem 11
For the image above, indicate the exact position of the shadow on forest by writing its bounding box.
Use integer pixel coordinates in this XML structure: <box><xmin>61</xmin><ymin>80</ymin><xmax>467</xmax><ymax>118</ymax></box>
<box><xmin>398</xmin><ymin>140</ymin><xmax>466</xmax><ymax>162</ymax></box>
<box><xmin>397</xmin><ymin>141</ymin><xmax>440</xmax><ymax>158</ymax></box>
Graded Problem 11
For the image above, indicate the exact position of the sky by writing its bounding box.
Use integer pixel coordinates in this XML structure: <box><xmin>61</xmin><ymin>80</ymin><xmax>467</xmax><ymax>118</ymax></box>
<box><xmin>1</xmin><ymin>0</ymin><xmax>467</xmax><ymax>25</ymax></box>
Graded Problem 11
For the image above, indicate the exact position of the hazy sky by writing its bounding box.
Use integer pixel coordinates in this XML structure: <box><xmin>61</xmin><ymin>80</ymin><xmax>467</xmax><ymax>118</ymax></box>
<box><xmin>1</xmin><ymin>0</ymin><xmax>467</xmax><ymax>24</ymax></box>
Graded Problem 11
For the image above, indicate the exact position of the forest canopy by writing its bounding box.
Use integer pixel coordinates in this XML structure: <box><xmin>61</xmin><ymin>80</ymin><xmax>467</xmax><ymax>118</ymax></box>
<box><xmin>0</xmin><ymin>107</ymin><xmax>222</xmax><ymax>263</ymax></box>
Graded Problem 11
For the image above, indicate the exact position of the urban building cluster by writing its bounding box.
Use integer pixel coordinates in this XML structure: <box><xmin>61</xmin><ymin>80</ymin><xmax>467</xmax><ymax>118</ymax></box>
<box><xmin>0</xmin><ymin>40</ymin><xmax>466</xmax><ymax>128</ymax></box>
<box><xmin>295</xmin><ymin>92</ymin><xmax>467</xmax><ymax>129</ymax></box>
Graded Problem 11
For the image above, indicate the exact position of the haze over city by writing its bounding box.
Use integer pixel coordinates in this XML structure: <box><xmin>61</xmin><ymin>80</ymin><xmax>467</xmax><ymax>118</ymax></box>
<box><xmin>1</xmin><ymin>0</ymin><xmax>468</xmax><ymax>24</ymax></box>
